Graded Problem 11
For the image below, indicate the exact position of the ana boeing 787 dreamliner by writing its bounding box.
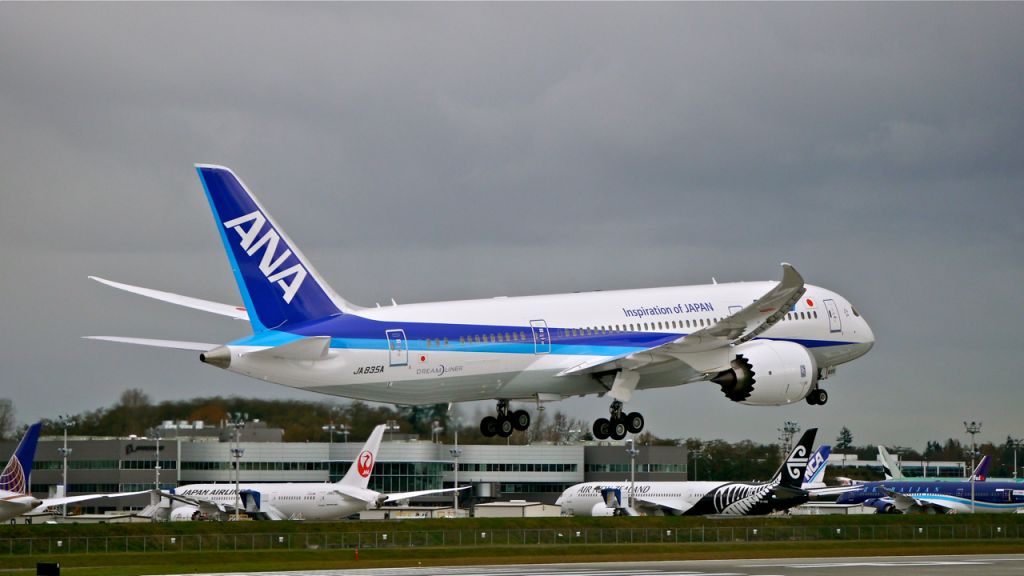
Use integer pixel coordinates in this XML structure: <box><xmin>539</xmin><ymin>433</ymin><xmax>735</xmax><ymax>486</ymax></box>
<box><xmin>89</xmin><ymin>165</ymin><xmax>874</xmax><ymax>439</ymax></box>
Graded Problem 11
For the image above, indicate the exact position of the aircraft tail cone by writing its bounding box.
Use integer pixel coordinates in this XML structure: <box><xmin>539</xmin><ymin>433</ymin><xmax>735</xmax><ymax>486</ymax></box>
<box><xmin>200</xmin><ymin>346</ymin><xmax>232</xmax><ymax>369</ymax></box>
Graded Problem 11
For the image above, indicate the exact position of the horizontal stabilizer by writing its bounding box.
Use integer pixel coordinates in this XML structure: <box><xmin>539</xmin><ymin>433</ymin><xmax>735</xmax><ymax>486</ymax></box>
<box><xmin>90</xmin><ymin>276</ymin><xmax>249</xmax><ymax>321</ymax></box>
<box><xmin>84</xmin><ymin>336</ymin><xmax>219</xmax><ymax>352</ymax></box>
<box><xmin>243</xmin><ymin>336</ymin><xmax>331</xmax><ymax>361</ymax></box>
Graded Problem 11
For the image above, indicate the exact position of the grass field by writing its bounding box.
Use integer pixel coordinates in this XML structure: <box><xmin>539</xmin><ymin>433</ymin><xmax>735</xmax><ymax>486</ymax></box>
<box><xmin>2</xmin><ymin>514</ymin><xmax>1022</xmax><ymax>576</ymax></box>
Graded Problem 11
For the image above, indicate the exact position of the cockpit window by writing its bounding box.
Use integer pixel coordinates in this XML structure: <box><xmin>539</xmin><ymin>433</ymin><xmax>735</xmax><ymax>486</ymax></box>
<box><xmin>852</xmin><ymin>306</ymin><xmax>860</xmax><ymax>317</ymax></box>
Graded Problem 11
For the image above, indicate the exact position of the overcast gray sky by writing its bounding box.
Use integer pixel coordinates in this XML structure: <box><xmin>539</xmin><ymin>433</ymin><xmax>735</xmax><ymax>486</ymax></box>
<box><xmin>1</xmin><ymin>3</ymin><xmax>1021</xmax><ymax>450</ymax></box>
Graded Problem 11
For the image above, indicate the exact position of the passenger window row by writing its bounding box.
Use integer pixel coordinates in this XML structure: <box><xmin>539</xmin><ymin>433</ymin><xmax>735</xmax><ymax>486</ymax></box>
<box><xmin>417</xmin><ymin>310</ymin><xmax>819</xmax><ymax>348</ymax></box>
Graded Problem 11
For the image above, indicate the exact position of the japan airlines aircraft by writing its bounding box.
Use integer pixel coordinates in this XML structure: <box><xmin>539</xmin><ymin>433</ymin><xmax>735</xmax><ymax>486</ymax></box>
<box><xmin>1</xmin><ymin>423</ymin><xmax>148</xmax><ymax>522</ymax></box>
<box><xmin>88</xmin><ymin>165</ymin><xmax>874</xmax><ymax>440</ymax></box>
<box><xmin>145</xmin><ymin>424</ymin><xmax>464</xmax><ymax>521</ymax></box>
<box><xmin>556</xmin><ymin>428</ymin><xmax>818</xmax><ymax>516</ymax></box>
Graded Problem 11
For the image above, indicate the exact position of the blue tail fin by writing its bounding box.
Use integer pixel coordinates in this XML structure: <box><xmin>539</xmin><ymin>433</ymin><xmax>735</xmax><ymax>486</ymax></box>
<box><xmin>1</xmin><ymin>422</ymin><xmax>41</xmax><ymax>494</ymax></box>
<box><xmin>802</xmin><ymin>444</ymin><xmax>831</xmax><ymax>486</ymax></box>
<box><xmin>195</xmin><ymin>165</ymin><xmax>354</xmax><ymax>331</ymax></box>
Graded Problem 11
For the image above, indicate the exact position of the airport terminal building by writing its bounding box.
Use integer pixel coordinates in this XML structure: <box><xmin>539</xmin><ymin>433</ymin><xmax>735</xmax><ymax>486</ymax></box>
<box><xmin>7</xmin><ymin>420</ymin><xmax>688</xmax><ymax>515</ymax></box>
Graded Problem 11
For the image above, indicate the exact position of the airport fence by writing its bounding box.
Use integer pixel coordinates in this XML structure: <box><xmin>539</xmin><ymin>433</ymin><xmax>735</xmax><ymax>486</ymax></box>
<box><xmin>2</xmin><ymin>523</ymin><xmax>1023</xmax><ymax>555</ymax></box>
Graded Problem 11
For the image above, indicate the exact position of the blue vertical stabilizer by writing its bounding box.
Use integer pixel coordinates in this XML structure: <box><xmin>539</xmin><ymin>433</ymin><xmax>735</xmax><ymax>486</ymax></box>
<box><xmin>0</xmin><ymin>422</ymin><xmax>41</xmax><ymax>494</ymax></box>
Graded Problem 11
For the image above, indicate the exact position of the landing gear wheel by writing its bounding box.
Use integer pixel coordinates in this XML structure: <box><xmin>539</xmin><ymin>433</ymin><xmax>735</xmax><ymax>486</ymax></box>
<box><xmin>480</xmin><ymin>416</ymin><xmax>498</xmax><ymax>437</ymax></box>
<box><xmin>806</xmin><ymin>388</ymin><xmax>828</xmax><ymax>406</ymax></box>
<box><xmin>609</xmin><ymin>419</ymin><xmax>627</xmax><ymax>441</ymax></box>
<box><xmin>497</xmin><ymin>416</ymin><xmax>514</xmax><ymax>438</ymax></box>
<box><xmin>593</xmin><ymin>418</ymin><xmax>611</xmax><ymax>440</ymax></box>
<box><xmin>624</xmin><ymin>412</ymin><xmax>644</xmax><ymax>434</ymax></box>
<box><xmin>511</xmin><ymin>409</ymin><xmax>530</xmax><ymax>431</ymax></box>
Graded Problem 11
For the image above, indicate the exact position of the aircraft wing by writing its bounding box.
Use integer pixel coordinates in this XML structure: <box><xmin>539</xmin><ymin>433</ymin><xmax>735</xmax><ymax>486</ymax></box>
<box><xmin>381</xmin><ymin>485</ymin><xmax>470</xmax><ymax>504</ymax></box>
<box><xmin>632</xmin><ymin>495</ymin><xmax>690</xmax><ymax>515</ymax></box>
<box><xmin>879</xmin><ymin>486</ymin><xmax>947</xmax><ymax>514</ymax></box>
<box><xmin>90</xmin><ymin>276</ymin><xmax>249</xmax><ymax>321</ymax></box>
<box><xmin>24</xmin><ymin>490</ymin><xmax>152</xmax><ymax>516</ymax></box>
<box><xmin>558</xmin><ymin>263</ymin><xmax>805</xmax><ymax>376</ymax></box>
<box><xmin>808</xmin><ymin>484</ymin><xmax>861</xmax><ymax>497</ymax></box>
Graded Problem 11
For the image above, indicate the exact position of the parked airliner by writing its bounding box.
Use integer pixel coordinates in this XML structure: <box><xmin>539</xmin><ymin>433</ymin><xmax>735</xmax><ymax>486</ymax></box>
<box><xmin>556</xmin><ymin>428</ymin><xmax>818</xmax><ymax>516</ymax></box>
<box><xmin>89</xmin><ymin>165</ymin><xmax>874</xmax><ymax>439</ymax></box>
<box><xmin>144</xmin><ymin>424</ymin><xmax>463</xmax><ymax>521</ymax></box>
<box><xmin>1</xmin><ymin>423</ymin><xmax>148</xmax><ymax>522</ymax></box>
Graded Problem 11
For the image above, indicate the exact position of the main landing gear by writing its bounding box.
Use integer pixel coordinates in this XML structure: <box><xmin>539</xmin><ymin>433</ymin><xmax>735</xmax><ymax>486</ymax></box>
<box><xmin>592</xmin><ymin>400</ymin><xmax>644</xmax><ymax>441</ymax></box>
<box><xmin>480</xmin><ymin>400</ymin><xmax>531</xmax><ymax>438</ymax></box>
<box><xmin>806</xmin><ymin>387</ymin><xmax>828</xmax><ymax>406</ymax></box>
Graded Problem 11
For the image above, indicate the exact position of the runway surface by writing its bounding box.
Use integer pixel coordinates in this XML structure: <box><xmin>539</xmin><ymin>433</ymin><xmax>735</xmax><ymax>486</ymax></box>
<box><xmin>168</xmin><ymin>554</ymin><xmax>1024</xmax><ymax>576</ymax></box>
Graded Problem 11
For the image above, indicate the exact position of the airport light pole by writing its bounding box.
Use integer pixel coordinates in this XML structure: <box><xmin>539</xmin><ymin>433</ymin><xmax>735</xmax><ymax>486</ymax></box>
<box><xmin>964</xmin><ymin>421</ymin><xmax>981</xmax><ymax>513</ymax></box>
<box><xmin>57</xmin><ymin>415</ymin><xmax>75</xmax><ymax>518</ymax></box>
<box><xmin>386</xmin><ymin>419</ymin><xmax>400</xmax><ymax>443</ymax></box>
<box><xmin>1010</xmin><ymin>437</ymin><xmax>1022</xmax><ymax>480</ymax></box>
<box><xmin>625</xmin><ymin>438</ymin><xmax>639</xmax><ymax>512</ymax></box>
<box><xmin>449</xmin><ymin>427</ymin><xmax>462</xmax><ymax>517</ymax></box>
<box><xmin>778</xmin><ymin>421</ymin><xmax>801</xmax><ymax>458</ymax></box>
<box><xmin>153</xmin><ymin>429</ymin><xmax>162</xmax><ymax>491</ymax></box>
<box><xmin>228</xmin><ymin>412</ymin><xmax>247</xmax><ymax>521</ymax></box>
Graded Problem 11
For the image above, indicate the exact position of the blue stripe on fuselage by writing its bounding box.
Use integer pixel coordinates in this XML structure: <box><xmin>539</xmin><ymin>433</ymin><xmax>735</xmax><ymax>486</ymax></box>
<box><xmin>228</xmin><ymin>313</ymin><xmax>856</xmax><ymax>355</ymax></box>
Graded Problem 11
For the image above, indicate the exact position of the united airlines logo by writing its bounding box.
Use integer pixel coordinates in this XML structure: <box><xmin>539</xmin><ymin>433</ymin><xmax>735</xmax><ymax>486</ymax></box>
<box><xmin>785</xmin><ymin>445</ymin><xmax>808</xmax><ymax>481</ymax></box>
<box><xmin>357</xmin><ymin>450</ymin><xmax>374</xmax><ymax>478</ymax></box>
<box><xmin>223</xmin><ymin>210</ymin><xmax>307</xmax><ymax>304</ymax></box>
<box><xmin>0</xmin><ymin>455</ymin><xmax>26</xmax><ymax>493</ymax></box>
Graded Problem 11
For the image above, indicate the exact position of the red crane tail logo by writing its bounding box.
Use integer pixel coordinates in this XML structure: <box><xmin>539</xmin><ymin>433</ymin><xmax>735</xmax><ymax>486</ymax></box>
<box><xmin>357</xmin><ymin>450</ymin><xmax>374</xmax><ymax>478</ymax></box>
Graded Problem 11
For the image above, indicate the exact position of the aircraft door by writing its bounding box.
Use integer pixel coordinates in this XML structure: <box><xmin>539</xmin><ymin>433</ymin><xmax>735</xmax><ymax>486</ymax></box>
<box><xmin>530</xmin><ymin>320</ymin><xmax>551</xmax><ymax>354</ymax></box>
<box><xmin>823</xmin><ymin>299</ymin><xmax>842</xmax><ymax>333</ymax></box>
<box><xmin>386</xmin><ymin>329</ymin><xmax>409</xmax><ymax>366</ymax></box>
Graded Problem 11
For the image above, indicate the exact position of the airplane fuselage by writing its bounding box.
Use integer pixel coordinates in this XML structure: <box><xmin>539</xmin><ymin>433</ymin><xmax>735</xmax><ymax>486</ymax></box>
<box><xmin>835</xmin><ymin>480</ymin><xmax>1024</xmax><ymax>513</ymax></box>
<box><xmin>219</xmin><ymin>282</ymin><xmax>872</xmax><ymax>405</ymax></box>
<box><xmin>171</xmin><ymin>483</ymin><xmax>366</xmax><ymax>521</ymax></box>
<box><xmin>556</xmin><ymin>479</ymin><xmax>807</xmax><ymax>517</ymax></box>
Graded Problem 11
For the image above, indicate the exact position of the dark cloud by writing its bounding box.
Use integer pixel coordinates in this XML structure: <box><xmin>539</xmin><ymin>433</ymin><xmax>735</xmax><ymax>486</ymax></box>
<box><xmin>1</xmin><ymin>3</ymin><xmax>1022</xmax><ymax>447</ymax></box>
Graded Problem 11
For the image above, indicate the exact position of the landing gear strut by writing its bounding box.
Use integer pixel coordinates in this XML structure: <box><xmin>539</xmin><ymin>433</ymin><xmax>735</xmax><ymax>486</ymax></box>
<box><xmin>805</xmin><ymin>388</ymin><xmax>828</xmax><ymax>406</ymax></box>
<box><xmin>480</xmin><ymin>400</ymin><xmax>530</xmax><ymax>438</ymax></box>
<box><xmin>592</xmin><ymin>400</ymin><xmax>644</xmax><ymax>441</ymax></box>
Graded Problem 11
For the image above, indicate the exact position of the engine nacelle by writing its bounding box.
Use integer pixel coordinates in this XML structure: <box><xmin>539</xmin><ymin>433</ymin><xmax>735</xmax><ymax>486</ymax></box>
<box><xmin>864</xmin><ymin>498</ymin><xmax>899</xmax><ymax>514</ymax></box>
<box><xmin>711</xmin><ymin>340</ymin><xmax>818</xmax><ymax>406</ymax></box>
<box><xmin>589</xmin><ymin>502</ymin><xmax>616</xmax><ymax>517</ymax></box>
<box><xmin>169</xmin><ymin>505</ymin><xmax>203</xmax><ymax>521</ymax></box>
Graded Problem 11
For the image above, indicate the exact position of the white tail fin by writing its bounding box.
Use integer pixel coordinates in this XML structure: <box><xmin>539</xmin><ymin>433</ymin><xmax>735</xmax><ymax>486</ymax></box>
<box><xmin>338</xmin><ymin>425</ymin><xmax>386</xmax><ymax>490</ymax></box>
<box><xmin>877</xmin><ymin>445</ymin><xmax>905</xmax><ymax>480</ymax></box>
